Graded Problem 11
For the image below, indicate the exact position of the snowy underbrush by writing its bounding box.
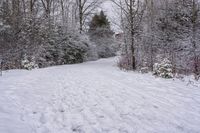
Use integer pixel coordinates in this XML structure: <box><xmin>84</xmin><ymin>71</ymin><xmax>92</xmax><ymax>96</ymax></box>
<box><xmin>117</xmin><ymin>55</ymin><xmax>200</xmax><ymax>86</ymax></box>
<box><xmin>1</xmin><ymin>29</ymin><xmax>99</xmax><ymax>70</ymax></box>
<box><xmin>91</xmin><ymin>37</ymin><xmax>117</xmax><ymax>58</ymax></box>
<box><xmin>117</xmin><ymin>55</ymin><xmax>132</xmax><ymax>70</ymax></box>
<box><xmin>141</xmin><ymin>70</ymin><xmax>200</xmax><ymax>88</ymax></box>
<box><xmin>37</xmin><ymin>33</ymin><xmax>92</xmax><ymax>67</ymax></box>
<box><xmin>88</xmin><ymin>28</ymin><xmax>118</xmax><ymax>59</ymax></box>
<box><xmin>117</xmin><ymin>56</ymin><xmax>174</xmax><ymax>78</ymax></box>
<box><xmin>174</xmin><ymin>74</ymin><xmax>200</xmax><ymax>88</ymax></box>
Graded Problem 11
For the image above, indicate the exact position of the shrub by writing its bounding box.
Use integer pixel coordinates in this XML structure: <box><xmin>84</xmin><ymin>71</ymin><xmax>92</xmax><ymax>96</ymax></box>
<box><xmin>117</xmin><ymin>55</ymin><xmax>132</xmax><ymax>70</ymax></box>
<box><xmin>21</xmin><ymin>55</ymin><xmax>38</xmax><ymax>70</ymax></box>
<box><xmin>140</xmin><ymin>67</ymin><xmax>149</xmax><ymax>73</ymax></box>
<box><xmin>153</xmin><ymin>58</ymin><xmax>173</xmax><ymax>78</ymax></box>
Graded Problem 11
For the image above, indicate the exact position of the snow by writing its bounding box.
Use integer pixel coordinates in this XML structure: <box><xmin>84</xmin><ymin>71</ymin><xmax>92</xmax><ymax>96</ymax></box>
<box><xmin>0</xmin><ymin>57</ymin><xmax>200</xmax><ymax>133</ymax></box>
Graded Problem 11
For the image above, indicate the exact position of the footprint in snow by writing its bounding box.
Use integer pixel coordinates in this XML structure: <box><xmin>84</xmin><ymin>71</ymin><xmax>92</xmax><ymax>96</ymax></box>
<box><xmin>40</xmin><ymin>113</ymin><xmax>47</xmax><ymax>124</ymax></box>
<box><xmin>71</xmin><ymin>125</ymin><xmax>85</xmax><ymax>133</ymax></box>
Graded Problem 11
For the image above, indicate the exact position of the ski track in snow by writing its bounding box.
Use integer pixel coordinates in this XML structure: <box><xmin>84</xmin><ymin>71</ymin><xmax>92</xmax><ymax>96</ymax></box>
<box><xmin>0</xmin><ymin>57</ymin><xmax>200</xmax><ymax>133</ymax></box>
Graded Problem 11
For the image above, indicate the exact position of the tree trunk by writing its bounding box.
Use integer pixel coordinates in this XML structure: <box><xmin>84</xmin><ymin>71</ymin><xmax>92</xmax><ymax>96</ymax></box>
<box><xmin>191</xmin><ymin>0</ymin><xmax>199</xmax><ymax>78</ymax></box>
<box><xmin>130</xmin><ymin>0</ymin><xmax>136</xmax><ymax>70</ymax></box>
<box><xmin>79</xmin><ymin>0</ymin><xmax>83</xmax><ymax>33</ymax></box>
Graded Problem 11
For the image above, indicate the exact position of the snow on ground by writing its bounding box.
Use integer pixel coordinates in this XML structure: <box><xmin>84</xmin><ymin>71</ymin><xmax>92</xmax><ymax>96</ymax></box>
<box><xmin>0</xmin><ymin>57</ymin><xmax>200</xmax><ymax>133</ymax></box>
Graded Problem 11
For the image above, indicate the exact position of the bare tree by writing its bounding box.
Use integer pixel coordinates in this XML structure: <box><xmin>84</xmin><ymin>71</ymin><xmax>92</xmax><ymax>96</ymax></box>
<box><xmin>41</xmin><ymin>0</ymin><xmax>53</xmax><ymax>18</ymax></box>
<box><xmin>112</xmin><ymin>0</ymin><xmax>146</xmax><ymax>69</ymax></box>
<box><xmin>76</xmin><ymin>0</ymin><xmax>104</xmax><ymax>33</ymax></box>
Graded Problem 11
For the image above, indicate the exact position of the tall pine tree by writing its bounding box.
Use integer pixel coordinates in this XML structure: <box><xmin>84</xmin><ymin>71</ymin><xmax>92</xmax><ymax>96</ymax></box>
<box><xmin>89</xmin><ymin>11</ymin><xmax>113</xmax><ymax>38</ymax></box>
<box><xmin>88</xmin><ymin>11</ymin><xmax>116</xmax><ymax>58</ymax></box>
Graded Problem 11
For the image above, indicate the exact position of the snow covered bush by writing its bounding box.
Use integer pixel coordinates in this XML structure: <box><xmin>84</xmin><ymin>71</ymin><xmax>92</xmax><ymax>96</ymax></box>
<box><xmin>59</xmin><ymin>34</ymin><xmax>89</xmax><ymax>64</ymax></box>
<box><xmin>117</xmin><ymin>55</ymin><xmax>132</xmax><ymax>70</ymax></box>
<box><xmin>76</xmin><ymin>34</ymin><xmax>98</xmax><ymax>61</ymax></box>
<box><xmin>153</xmin><ymin>58</ymin><xmax>173</xmax><ymax>78</ymax></box>
<box><xmin>21</xmin><ymin>55</ymin><xmax>38</xmax><ymax>70</ymax></box>
<box><xmin>140</xmin><ymin>67</ymin><xmax>149</xmax><ymax>74</ymax></box>
<box><xmin>36</xmin><ymin>26</ymin><xmax>96</xmax><ymax>67</ymax></box>
<box><xmin>92</xmin><ymin>36</ymin><xmax>116</xmax><ymax>58</ymax></box>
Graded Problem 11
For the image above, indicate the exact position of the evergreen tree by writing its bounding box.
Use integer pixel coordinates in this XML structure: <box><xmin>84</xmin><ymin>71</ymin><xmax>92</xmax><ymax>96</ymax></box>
<box><xmin>98</xmin><ymin>11</ymin><xmax>110</xmax><ymax>28</ymax></box>
<box><xmin>88</xmin><ymin>11</ymin><xmax>116</xmax><ymax>58</ymax></box>
<box><xmin>88</xmin><ymin>10</ymin><xmax>113</xmax><ymax>37</ymax></box>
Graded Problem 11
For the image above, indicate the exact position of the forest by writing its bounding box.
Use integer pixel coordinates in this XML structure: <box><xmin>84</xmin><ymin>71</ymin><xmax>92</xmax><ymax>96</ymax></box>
<box><xmin>0</xmin><ymin>0</ymin><xmax>200</xmax><ymax>79</ymax></box>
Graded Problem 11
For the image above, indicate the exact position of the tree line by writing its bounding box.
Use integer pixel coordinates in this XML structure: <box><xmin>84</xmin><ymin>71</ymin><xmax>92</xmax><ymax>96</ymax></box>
<box><xmin>0</xmin><ymin>0</ymin><xmax>116</xmax><ymax>70</ymax></box>
<box><xmin>113</xmin><ymin>0</ymin><xmax>200</xmax><ymax>79</ymax></box>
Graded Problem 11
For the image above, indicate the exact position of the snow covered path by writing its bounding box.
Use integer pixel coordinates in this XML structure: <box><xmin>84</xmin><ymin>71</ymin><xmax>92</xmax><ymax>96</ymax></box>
<box><xmin>0</xmin><ymin>57</ymin><xmax>200</xmax><ymax>133</ymax></box>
